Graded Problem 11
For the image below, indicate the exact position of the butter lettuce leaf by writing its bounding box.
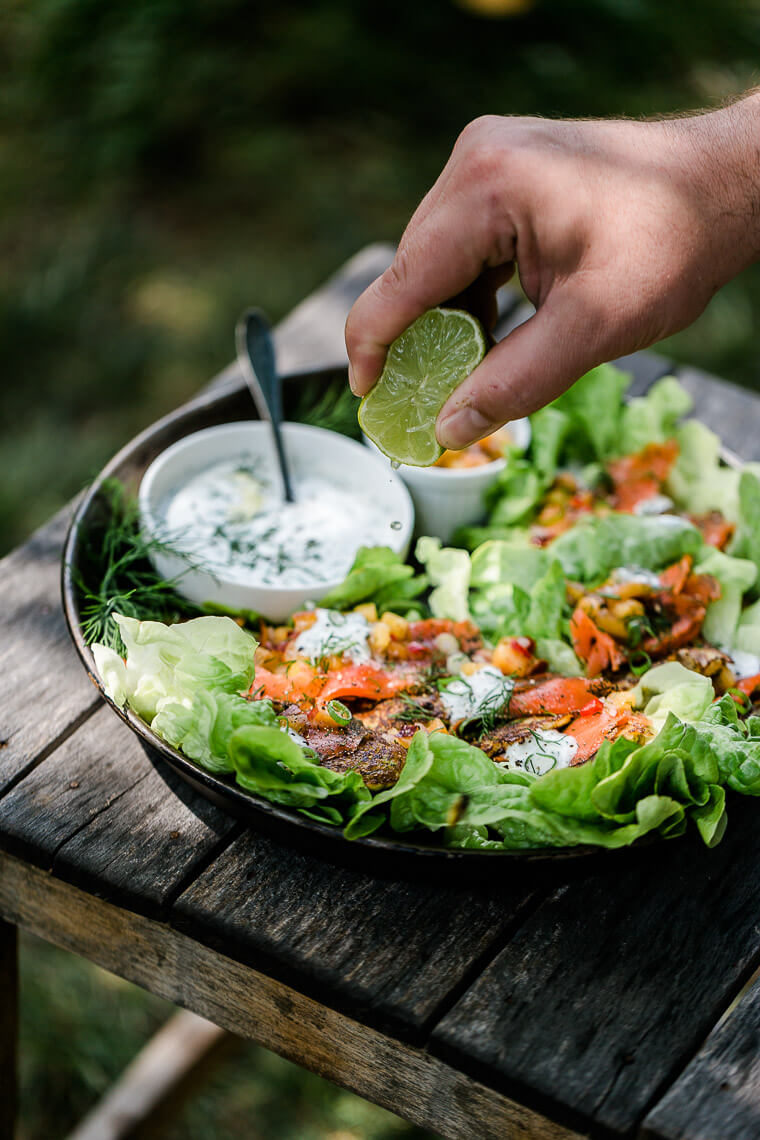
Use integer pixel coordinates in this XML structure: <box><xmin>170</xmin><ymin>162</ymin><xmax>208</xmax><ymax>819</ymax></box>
<box><xmin>618</xmin><ymin>376</ymin><xmax>693</xmax><ymax>456</ymax></box>
<box><xmin>415</xmin><ymin>536</ymin><xmax>471</xmax><ymax>621</ymax></box>
<box><xmin>319</xmin><ymin>545</ymin><xmax>426</xmax><ymax>614</ymax></box>
<box><xmin>693</xmin><ymin>546</ymin><xmax>757</xmax><ymax>648</ymax></box>
<box><xmin>231</xmin><ymin>725</ymin><xmax>370</xmax><ymax>811</ymax></box>
<box><xmin>93</xmin><ymin>612</ymin><xmax>257</xmax><ymax>721</ymax></box>
<box><xmin>551</xmin><ymin>362</ymin><xmax>631</xmax><ymax>463</ymax></box>
<box><xmin>549</xmin><ymin>512</ymin><xmax>703</xmax><ymax>582</ymax></box>
<box><xmin>152</xmin><ymin>688</ymin><xmax>279</xmax><ymax>775</ymax></box>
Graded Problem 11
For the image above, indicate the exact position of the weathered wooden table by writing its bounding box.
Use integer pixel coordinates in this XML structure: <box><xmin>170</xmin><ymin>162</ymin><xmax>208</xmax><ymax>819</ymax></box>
<box><xmin>3</xmin><ymin>244</ymin><xmax>760</xmax><ymax>1140</ymax></box>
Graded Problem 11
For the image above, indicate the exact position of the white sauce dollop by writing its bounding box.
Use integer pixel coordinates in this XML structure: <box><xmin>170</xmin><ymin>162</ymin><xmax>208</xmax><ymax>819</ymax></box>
<box><xmin>293</xmin><ymin>608</ymin><xmax>371</xmax><ymax>664</ymax></box>
<box><xmin>499</xmin><ymin>728</ymin><xmax>578</xmax><ymax>777</ymax></box>
<box><xmin>159</xmin><ymin>458</ymin><xmax>397</xmax><ymax>588</ymax></box>
<box><xmin>633</xmin><ymin>494</ymin><xmax>674</xmax><ymax>516</ymax></box>
<box><xmin>282</xmin><ymin>724</ymin><xmax>309</xmax><ymax>749</ymax></box>
<box><xmin>726</xmin><ymin>648</ymin><xmax>760</xmax><ymax>680</ymax></box>
<box><xmin>439</xmin><ymin>666</ymin><xmax>514</xmax><ymax>725</ymax></box>
<box><xmin>602</xmin><ymin>565</ymin><xmax>663</xmax><ymax>592</ymax></box>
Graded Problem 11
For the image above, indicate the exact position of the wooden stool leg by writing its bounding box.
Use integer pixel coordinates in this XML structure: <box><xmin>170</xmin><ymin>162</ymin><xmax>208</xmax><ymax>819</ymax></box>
<box><xmin>0</xmin><ymin>920</ymin><xmax>17</xmax><ymax>1140</ymax></box>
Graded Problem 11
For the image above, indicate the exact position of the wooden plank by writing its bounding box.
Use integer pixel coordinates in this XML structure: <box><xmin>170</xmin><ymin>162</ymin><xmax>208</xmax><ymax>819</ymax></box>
<box><xmin>0</xmin><ymin>501</ymin><xmax>100</xmax><ymax>794</ymax></box>
<box><xmin>0</xmin><ymin>919</ymin><xmax>17</xmax><ymax>1140</ymax></box>
<box><xmin>643</xmin><ymin>972</ymin><xmax>760</xmax><ymax>1140</ymax></box>
<box><xmin>65</xmin><ymin>1010</ymin><xmax>229</xmax><ymax>1140</ymax></box>
<box><xmin>170</xmin><ymin>828</ymin><xmax>538</xmax><ymax>1038</ymax></box>
<box><xmin>431</xmin><ymin>795</ymin><xmax>760</xmax><ymax>1136</ymax></box>
<box><xmin>674</xmin><ymin>366</ymin><xmax>760</xmax><ymax>461</ymax></box>
<box><xmin>0</xmin><ymin>852</ymin><xmax>587</xmax><ymax>1140</ymax></box>
<box><xmin>0</xmin><ymin>707</ymin><xmax>238</xmax><ymax>917</ymax></box>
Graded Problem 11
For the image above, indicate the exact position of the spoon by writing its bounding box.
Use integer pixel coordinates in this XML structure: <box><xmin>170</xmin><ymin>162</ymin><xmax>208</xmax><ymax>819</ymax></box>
<box><xmin>235</xmin><ymin>308</ymin><xmax>295</xmax><ymax>503</ymax></box>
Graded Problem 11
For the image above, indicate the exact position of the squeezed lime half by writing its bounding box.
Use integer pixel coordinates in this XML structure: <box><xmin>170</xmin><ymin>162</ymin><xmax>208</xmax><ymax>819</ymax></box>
<box><xmin>358</xmin><ymin>307</ymin><xmax>487</xmax><ymax>467</ymax></box>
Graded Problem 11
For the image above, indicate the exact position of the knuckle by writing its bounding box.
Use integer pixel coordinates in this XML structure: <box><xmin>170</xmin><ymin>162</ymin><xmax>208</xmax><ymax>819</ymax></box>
<box><xmin>465</xmin><ymin>141</ymin><xmax>507</xmax><ymax>187</ymax></box>
<box><xmin>456</xmin><ymin>114</ymin><xmax>503</xmax><ymax>148</ymax></box>
<box><xmin>373</xmin><ymin>251</ymin><xmax>410</xmax><ymax>304</ymax></box>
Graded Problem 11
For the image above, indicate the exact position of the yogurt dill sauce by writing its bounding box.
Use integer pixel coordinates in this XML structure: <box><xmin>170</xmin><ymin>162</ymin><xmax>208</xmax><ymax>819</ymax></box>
<box><xmin>159</xmin><ymin>457</ymin><xmax>398</xmax><ymax>588</ymax></box>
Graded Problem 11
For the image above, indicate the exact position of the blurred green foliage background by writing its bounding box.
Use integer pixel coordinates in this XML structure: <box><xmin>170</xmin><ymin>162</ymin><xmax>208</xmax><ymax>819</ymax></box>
<box><xmin>6</xmin><ymin>0</ymin><xmax>760</xmax><ymax>1134</ymax></box>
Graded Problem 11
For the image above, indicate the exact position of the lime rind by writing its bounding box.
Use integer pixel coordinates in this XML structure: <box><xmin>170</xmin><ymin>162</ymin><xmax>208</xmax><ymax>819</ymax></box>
<box><xmin>358</xmin><ymin>307</ymin><xmax>486</xmax><ymax>467</ymax></box>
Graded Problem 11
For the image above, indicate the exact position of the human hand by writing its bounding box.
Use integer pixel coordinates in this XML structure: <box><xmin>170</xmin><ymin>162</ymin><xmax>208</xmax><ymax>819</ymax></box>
<box><xmin>345</xmin><ymin>100</ymin><xmax>760</xmax><ymax>449</ymax></box>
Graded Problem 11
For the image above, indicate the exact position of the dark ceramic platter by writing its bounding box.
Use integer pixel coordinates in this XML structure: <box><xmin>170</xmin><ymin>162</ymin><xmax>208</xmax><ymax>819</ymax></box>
<box><xmin>61</xmin><ymin>365</ymin><xmax>653</xmax><ymax>877</ymax></box>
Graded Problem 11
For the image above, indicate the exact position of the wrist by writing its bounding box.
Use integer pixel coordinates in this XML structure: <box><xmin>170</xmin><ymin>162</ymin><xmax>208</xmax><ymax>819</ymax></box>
<box><xmin>666</xmin><ymin>93</ymin><xmax>760</xmax><ymax>283</ymax></box>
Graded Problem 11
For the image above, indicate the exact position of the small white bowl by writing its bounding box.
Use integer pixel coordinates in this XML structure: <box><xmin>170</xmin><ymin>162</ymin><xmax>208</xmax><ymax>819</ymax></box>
<box><xmin>366</xmin><ymin>418</ymin><xmax>531</xmax><ymax>544</ymax></box>
<box><xmin>139</xmin><ymin>422</ymin><xmax>414</xmax><ymax>621</ymax></box>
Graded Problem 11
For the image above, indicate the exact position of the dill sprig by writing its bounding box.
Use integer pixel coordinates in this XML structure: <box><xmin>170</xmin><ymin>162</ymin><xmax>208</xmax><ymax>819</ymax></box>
<box><xmin>75</xmin><ymin>478</ymin><xmax>203</xmax><ymax>653</ymax></box>
<box><xmin>393</xmin><ymin>692</ymin><xmax>437</xmax><ymax>723</ymax></box>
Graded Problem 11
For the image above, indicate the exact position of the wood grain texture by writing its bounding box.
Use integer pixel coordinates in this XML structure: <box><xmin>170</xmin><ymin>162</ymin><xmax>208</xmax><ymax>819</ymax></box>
<box><xmin>432</xmin><ymin>796</ymin><xmax>760</xmax><ymax>1136</ymax></box>
<box><xmin>643</xmin><ymin>972</ymin><xmax>760</xmax><ymax>1140</ymax></box>
<box><xmin>171</xmin><ymin>828</ymin><xmax>538</xmax><ymax>1037</ymax></box>
<box><xmin>0</xmin><ymin>501</ymin><xmax>99</xmax><ymax>794</ymax></box>
<box><xmin>0</xmin><ymin>852</ymin><xmax>586</xmax><ymax>1140</ymax></box>
<box><xmin>0</xmin><ymin>919</ymin><xmax>17</xmax><ymax>1140</ymax></box>
<box><xmin>675</xmin><ymin>366</ymin><xmax>760</xmax><ymax>460</ymax></box>
<box><xmin>0</xmin><ymin>707</ymin><xmax>238</xmax><ymax>916</ymax></box>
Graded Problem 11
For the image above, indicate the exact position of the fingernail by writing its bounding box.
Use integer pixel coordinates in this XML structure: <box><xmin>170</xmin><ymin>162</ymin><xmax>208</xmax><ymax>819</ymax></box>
<box><xmin>348</xmin><ymin>362</ymin><xmax>358</xmax><ymax>394</ymax></box>
<box><xmin>437</xmin><ymin>406</ymin><xmax>497</xmax><ymax>450</ymax></box>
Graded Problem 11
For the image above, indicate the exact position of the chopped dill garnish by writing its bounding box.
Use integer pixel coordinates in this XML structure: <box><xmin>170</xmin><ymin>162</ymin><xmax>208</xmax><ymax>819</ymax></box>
<box><xmin>75</xmin><ymin>478</ymin><xmax>204</xmax><ymax>653</ymax></box>
<box><xmin>393</xmin><ymin>693</ymin><xmax>437</xmax><ymax>723</ymax></box>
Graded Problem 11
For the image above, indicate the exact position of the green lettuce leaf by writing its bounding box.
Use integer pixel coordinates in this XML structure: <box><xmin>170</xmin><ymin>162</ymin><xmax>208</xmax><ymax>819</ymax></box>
<box><xmin>729</xmin><ymin>471</ymin><xmax>760</xmax><ymax>590</ymax></box>
<box><xmin>389</xmin><ymin>732</ymin><xmax>532</xmax><ymax>833</ymax></box>
<box><xmin>415</xmin><ymin>536</ymin><xmax>471</xmax><ymax>620</ymax></box>
<box><xmin>631</xmin><ymin>662</ymin><xmax>714</xmax><ymax>730</ymax></box>
<box><xmin>470</xmin><ymin>541</ymin><xmax>549</xmax><ymax>591</ymax></box>
<box><xmin>484</xmin><ymin>454</ymin><xmax>546</xmax><ymax>526</ymax></box>
<box><xmin>529</xmin><ymin>405</ymin><xmax>571</xmax><ymax>483</ymax></box>
<box><xmin>551</xmin><ymin>363</ymin><xmax>631</xmax><ymax>462</ymax></box>
<box><xmin>618</xmin><ymin>376</ymin><xmax>692</xmax><ymax>456</ymax></box>
<box><xmin>734</xmin><ymin>598</ymin><xmax>760</xmax><ymax>655</ymax></box>
<box><xmin>693</xmin><ymin>546</ymin><xmax>757</xmax><ymax>648</ymax></box>
<box><xmin>318</xmin><ymin>545</ymin><xmax>425</xmax><ymax>612</ymax></box>
<box><xmin>549</xmin><ymin>512</ymin><xmax>703</xmax><ymax>582</ymax></box>
<box><xmin>152</xmin><ymin>689</ymin><xmax>279</xmax><ymax>775</ymax></box>
<box><xmin>93</xmin><ymin>613</ymin><xmax>258</xmax><ymax>721</ymax></box>
<box><xmin>343</xmin><ymin>730</ymin><xmax>434</xmax><ymax>839</ymax></box>
<box><xmin>231</xmin><ymin>725</ymin><xmax>370</xmax><ymax>812</ymax></box>
<box><xmin>667</xmin><ymin>419</ymin><xmax>744</xmax><ymax>519</ymax></box>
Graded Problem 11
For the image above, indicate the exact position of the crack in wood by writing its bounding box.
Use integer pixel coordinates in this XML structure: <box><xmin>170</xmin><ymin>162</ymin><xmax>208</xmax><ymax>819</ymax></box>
<box><xmin>49</xmin><ymin>769</ymin><xmax>152</xmax><ymax>866</ymax></box>
<box><xmin>161</xmin><ymin>824</ymin><xmax>245</xmax><ymax>917</ymax></box>
<box><xmin>630</xmin><ymin>944</ymin><xmax>760</xmax><ymax>1137</ymax></box>
<box><xmin>0</xmin><ymin>700</ymin><xmax>100</xmax><ymax>801</ymax></box>
<box><xmin>419</xmin><ymin>885</ymin><xmax>553</xmax><ymax>1039</ymax></box>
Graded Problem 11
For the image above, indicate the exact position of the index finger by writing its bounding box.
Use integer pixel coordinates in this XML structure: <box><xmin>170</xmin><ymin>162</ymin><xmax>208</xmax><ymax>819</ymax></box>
<box><xmin>346</xmin><ymin>199</ymin><xmax>512</xmax><ymax>396</ymax></box>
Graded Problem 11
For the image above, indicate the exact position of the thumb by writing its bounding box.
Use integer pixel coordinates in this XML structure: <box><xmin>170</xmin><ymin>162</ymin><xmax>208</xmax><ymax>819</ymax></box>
<box><xmin>345</xmin><ymin>219</ymin><xmax>514</xmax><ymax>396</ymax></box>
<box><xmin>436</xmin><ymin>292</ymin><xmax>613</xmax><ymax>449</ymax></box>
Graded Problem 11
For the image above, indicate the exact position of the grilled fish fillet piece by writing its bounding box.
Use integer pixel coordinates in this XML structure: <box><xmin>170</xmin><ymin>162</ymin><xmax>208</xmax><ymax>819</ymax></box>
<box><xmin>354</xmin><ymin>693</ymin><xmax>447</xmax><ymax>735</ymax></box>
<box><xmin>475</xmin><ymin>716</ymin><xmax>571</xmax><ymax>759</ymax></box>
<box><xmin>674</xmin><ymin>645</ymin><xmax>731</xmax><ymax>677</ymax></box>
<box><xmin>278</xmin><ymin>705</ymin><xmax>405</xmax><ymax>791</ymax></box>
<box><xmin>319</xmin><ymin>731</ymin><xmax>407</xmax><ymax>791</ymax></box>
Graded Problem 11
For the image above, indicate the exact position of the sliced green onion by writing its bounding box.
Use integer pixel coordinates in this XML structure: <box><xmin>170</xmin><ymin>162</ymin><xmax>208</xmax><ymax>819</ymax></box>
<box><xmin>629</xmin><ymin>649</ymin><xmax>652</xmax><ymax>677</ymax></box>
<box><xmin>326</xmin><ymin>699</ymin><xmax>352</xmax><ymax>726</ymax></box>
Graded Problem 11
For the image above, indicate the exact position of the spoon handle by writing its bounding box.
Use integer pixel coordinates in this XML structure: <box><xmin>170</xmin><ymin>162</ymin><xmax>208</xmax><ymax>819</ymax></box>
<box><xmin>236</xmin><ymin>309</ymin><xmax>295</xmax><ymax>503</ymax></box>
